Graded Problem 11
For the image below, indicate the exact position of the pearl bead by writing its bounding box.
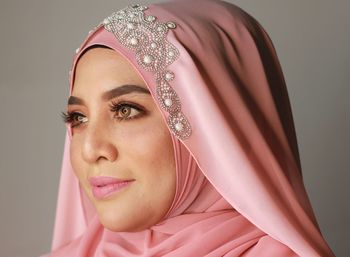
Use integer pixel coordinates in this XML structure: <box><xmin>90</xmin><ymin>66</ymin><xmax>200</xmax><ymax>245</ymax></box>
<box><xmin>167</xmin><ymin>22</ymin><xmax>177</xmax><ymax>29</ymax></box>
<box><xmin>143</xmin><ymin>55</ymin><xmax>153</xmax><ymax>64</ymax></box>
<box><xmin>103</xmin><ymin>18</ymin><xmax>109</xmax><ymax>25</ymax></box>
<box><xmin>151</xmin><ymin>42</ymin><xmax>157</xmax><ymax>49</ymax></box>
<box><xmin>129</xmin><ymin>13</ymin><xmax>135</xmax><ymax>18</ymax></box>
<box><xmin>168</xmin><ymin>51</ymin><xmax>175</xmax><ymax>57</ymax></box>
<box><xmin>175</xmin><ymin>123</ymin><xmax>183</xmax><ymax>131</ymax></box>
<box><xmin>75</xmin><ymin>47</ymin><xmax>80</xmax><ymax>54</ymax></box>
<box><xmin>130</xmin><ymin>38</ymin><xmax>138</xmax><ymax>45</ymax></box>
<box><xmin>164</xmin><ymin>98</ymin><xmax>173</xmax><ymax>107</ymax></box>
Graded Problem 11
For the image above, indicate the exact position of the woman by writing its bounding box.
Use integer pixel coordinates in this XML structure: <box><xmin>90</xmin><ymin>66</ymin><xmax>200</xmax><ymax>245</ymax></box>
<box><xmin>46</xmin><ymin>0</ymin><xmax>335</xmax><ymax>256</ymax></box>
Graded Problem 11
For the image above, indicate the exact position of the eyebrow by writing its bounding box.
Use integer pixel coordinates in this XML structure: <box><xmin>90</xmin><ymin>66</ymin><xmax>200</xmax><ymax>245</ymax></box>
<box><xmin>68</xmin><ymin>84</ymin><xmax>151</xmax><ymax>105</ymax></box>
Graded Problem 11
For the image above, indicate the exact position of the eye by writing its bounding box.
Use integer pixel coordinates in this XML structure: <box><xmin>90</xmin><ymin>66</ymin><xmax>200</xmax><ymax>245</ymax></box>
<box><xmin>109</xmin><ymin>101</ymin><xmax>144</xmax><ymax>121</ymax></box>
<box><xmin>61</xmin><ymin>111</ymin><xmax>88</xmax><ymax>128</ymax></box>
<box><xmin>60</xmin><ymin>101</ymin><xmax>145</xmax><ymax>128</ymax></box>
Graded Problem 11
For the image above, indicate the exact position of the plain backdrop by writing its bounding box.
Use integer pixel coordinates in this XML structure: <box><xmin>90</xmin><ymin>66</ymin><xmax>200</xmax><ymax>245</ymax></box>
<box><xmin>0</xmin><ymin>0</ymin><xmax>348</xmax><ymax>256</ymax></box>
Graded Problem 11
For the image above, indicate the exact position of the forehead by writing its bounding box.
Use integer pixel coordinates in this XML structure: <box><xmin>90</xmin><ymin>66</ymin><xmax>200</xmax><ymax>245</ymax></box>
<box><xmin>72</xmin><ymin>47</ymin><xmax>147</xmax><ymax>95</ymax></box>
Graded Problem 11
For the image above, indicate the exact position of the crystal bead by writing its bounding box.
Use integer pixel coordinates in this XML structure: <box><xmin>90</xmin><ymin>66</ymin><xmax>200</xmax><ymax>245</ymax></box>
<box><xmin>165</xmin><ymin>72</ymin><xmax>174</xmax><ymax>81</ymax></box>
<box><xmin>75</xmin><ymin>47</ymin><xmax>80</xmax><ymax>54</ymax></box>
<box><xmin>127</xmin><ymin>23</ymin><xmax>134</xmax><ymax>29</ymax></box>
<box><xmin>130</xmin><ymin>38</ymin><xmax>138</xmax><ymax>45</ymax></box>
<box><xmin>147</xmin><ymin>15</ymin><xmax>156</xmax><ymax>22</ymax></box>
<box><xmin>143</xmin><ymin>55</ymin><xmax>153</xmax><ymax>64</ymax></box>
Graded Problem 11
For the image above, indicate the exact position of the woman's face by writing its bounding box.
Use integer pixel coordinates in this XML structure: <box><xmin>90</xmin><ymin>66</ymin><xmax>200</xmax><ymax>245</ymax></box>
<box><xmin>67</xmin><ymin>47</ymin><xmax>176</xmax><ymax>232</ymax></box>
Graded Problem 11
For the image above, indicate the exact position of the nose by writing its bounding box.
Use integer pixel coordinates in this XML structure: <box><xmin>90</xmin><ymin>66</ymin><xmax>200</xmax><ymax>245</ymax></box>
<box><xmin>81</xmin><ymin>121</ymin><xmax>118</xmax><ymax>164</ymax></box>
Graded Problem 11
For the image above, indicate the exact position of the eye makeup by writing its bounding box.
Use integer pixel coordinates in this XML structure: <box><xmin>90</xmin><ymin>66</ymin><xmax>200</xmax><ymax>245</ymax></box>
<box><xmin>61</xmin><ymin>100</ymin><xmax>148</xmax><ymax>128</ymax></box>
<box><xmin>109</xmin><ymin>100</ymin><xmax>146</xmax><ymax>121</ymax></box>
<box><xmin>61</xmin><ymin>111</ymin><xmax>87</xmax><ymax>128</ymax></box>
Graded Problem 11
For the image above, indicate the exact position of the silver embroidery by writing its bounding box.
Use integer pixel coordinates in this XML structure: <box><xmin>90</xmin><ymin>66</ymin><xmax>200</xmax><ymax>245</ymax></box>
<box><xmin>100</xmin><ymin>4</ymin><xmax>192</xmax><ymax>140</ymax></box>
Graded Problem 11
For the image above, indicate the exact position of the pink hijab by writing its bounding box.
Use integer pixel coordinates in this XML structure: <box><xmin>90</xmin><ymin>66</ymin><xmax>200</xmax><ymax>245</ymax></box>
<box><xmin>46</xmin><ymin>0</ymin><xmax>335</xmax><ymax>256</ymax></box>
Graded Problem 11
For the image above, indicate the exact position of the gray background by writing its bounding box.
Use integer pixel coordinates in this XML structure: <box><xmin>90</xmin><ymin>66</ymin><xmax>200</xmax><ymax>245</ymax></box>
<box><xmin>0</xmin><ymin>0</ymin><xmax>348</xmax><ymax>256</ymax></box>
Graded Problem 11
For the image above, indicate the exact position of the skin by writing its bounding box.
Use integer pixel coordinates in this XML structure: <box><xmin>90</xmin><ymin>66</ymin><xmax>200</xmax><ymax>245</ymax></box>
<box><xmin>67</xmin><ymin>47</ymin><xmax>176</xmax><ymax>232</ymax></box>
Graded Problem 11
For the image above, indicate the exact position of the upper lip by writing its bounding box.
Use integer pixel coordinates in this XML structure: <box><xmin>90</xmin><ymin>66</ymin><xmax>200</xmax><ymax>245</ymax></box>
<box><xmin>88</xmin><ymin>176</ymin><xmax>134</xmax><ymax>187</ymax></box>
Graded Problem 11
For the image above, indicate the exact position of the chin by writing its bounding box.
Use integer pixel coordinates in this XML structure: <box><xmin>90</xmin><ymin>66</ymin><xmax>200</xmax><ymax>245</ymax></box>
<box><xmin>97</xmin><ymin>209</ymin><xmax>142</xmax><ymax>232</ymax></box>
<box><xmin>99</xmin><ymin>214</ymin><xmax>125</xmax><ymax>232</ymax></box>
<box><xmin>100</xmin><ymin>219</ymin><xmax>146</xmax><ymax>233</ymax></box>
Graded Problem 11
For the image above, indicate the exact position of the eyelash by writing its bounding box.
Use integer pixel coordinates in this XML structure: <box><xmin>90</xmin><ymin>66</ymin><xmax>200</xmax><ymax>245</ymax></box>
<box><xmin>61</xmin><ymin>101</ymin><xmax>145</xmax><ymax>128</ymax></box>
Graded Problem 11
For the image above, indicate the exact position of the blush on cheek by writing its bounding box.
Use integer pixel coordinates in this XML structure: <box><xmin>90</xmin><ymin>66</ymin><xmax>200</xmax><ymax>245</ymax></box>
<box><xmin>130</xmin><ymin>120</ymin><xmax>172</xmax><ymax>156</ymax></box>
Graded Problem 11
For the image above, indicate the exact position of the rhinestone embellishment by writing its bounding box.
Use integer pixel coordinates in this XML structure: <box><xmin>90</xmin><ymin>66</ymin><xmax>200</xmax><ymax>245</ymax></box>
<box><xmin>101</xmin><ymin>4</ymin><xmax>192</xmax><ymax>140</ymax></box>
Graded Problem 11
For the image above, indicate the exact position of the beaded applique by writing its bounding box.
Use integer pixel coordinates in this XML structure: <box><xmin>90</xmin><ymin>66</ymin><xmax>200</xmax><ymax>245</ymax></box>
<box><xmin>101</xmin><ymin>4</ymin><xmax>192</xmax><ymax>140</ymax></box>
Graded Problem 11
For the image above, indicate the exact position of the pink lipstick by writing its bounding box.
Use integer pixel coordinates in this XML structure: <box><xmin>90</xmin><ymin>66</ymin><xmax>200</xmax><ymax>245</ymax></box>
<box><xmin>88</xmin><ymin>176</ymin><xmax>134</xmax><ymax>200</ymax></box>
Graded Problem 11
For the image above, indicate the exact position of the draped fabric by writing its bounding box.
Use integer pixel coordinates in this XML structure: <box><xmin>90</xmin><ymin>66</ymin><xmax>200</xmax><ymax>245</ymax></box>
<box><xmin>45</xmin><ymin>0</ymin><xmax>335</xmax><ymax>256</ymax></box>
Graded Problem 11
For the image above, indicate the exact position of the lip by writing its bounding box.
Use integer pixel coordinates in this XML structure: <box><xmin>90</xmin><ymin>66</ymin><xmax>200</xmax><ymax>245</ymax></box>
<box><xmin>88</xmin><ymin>176</ymin><xmax>135</xmax><ymax>200</ymax></box>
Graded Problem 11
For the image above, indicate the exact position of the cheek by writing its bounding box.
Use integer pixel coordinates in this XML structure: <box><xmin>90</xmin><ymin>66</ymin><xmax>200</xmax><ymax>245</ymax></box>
<box><xmin>121</xmin><ymin>117</ymin><xmax>176</xmax><ymax>193</ymax></box>
<box><xmin>135</xmin><ymin>122</ymin><xmax>176</xmax><ymax>196</ymax></box>
<box><xmin>128</xmin><ymin>126</ymin><xmax>176</xmax><ymax>220</ymax></box>
<box><xmin>125</xmin><ymin>119</ymin><xmax>175</xmax><ymax>172</ymax></box>
<box><xmin>69</xmin><ymin>138</ymin><xmax>84</xmax><ymax>179</ymax></box>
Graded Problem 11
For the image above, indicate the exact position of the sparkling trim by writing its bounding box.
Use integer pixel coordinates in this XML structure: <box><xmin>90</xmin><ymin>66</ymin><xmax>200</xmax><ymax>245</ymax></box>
<box><xmin>100</xmin><ymin>4</ymin><xmax>192</xmax><ymax>140</ymax></box>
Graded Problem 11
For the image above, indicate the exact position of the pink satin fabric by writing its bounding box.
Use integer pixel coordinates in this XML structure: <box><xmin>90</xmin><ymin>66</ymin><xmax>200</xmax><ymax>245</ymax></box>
<box><xmin>46</xmin><ymin>0</ymin><xmax>335</xmax><ymax>256</ymax></box>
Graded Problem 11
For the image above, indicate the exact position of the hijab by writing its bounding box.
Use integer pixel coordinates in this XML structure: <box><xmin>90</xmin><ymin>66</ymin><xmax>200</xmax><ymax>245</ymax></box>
<box><xmin>46</xmin><ymin>0</ymin><xmax>335</xmax><ymax>256</ymax></box>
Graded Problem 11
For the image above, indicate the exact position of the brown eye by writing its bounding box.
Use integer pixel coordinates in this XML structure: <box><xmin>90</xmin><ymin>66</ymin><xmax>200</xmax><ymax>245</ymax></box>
<box><xmin>109</xmin><ymin>101</ymin><xmax>145</xmax><ymax>121</ymax></box>
<box><xmin>61</xmin><ymin>111</ymin><xmax>88</xmax><ymax>128</ymax></box>
<box><xmin>119</xmin><ymin>106</ymin><xmax>131</xmax><ymax>118</ymax></box>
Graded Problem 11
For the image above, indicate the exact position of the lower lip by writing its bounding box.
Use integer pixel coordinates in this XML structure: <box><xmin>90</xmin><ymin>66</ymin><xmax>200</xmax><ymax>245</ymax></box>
<box><xmin>92</xmin><ymin>181</ymin><xmax>134</xmax><ymax>200</ymax></box>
